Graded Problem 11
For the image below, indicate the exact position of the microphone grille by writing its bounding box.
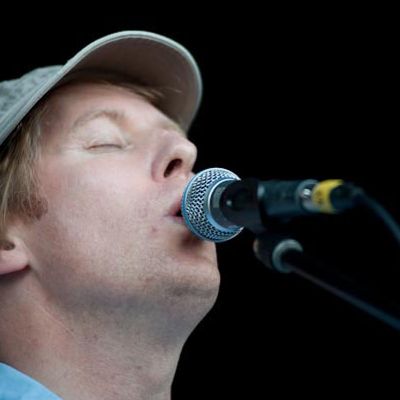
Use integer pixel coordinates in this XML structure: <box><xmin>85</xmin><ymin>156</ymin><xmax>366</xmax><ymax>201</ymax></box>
<box><xmin>181</xmin><ymin>168</ymin><xmax>242</xmax><ymax>242</ymax></box>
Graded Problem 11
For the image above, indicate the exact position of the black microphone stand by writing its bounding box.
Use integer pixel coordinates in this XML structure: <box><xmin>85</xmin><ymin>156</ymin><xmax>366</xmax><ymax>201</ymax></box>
<box><xmin>253</xmin><ymin>232</ymin><xmax>400</xmax><ymax>331</ymax></box>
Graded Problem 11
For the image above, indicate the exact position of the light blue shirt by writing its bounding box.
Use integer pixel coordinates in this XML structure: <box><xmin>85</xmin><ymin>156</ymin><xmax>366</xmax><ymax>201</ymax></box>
<box><xmin>0</xmin><ymin>362</ymin><xmax>62</xmax><ymax>399</ymax></box>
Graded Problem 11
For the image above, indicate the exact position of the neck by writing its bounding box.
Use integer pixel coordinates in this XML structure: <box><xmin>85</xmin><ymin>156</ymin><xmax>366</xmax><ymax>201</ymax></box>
<box><xmin>0</xmin><ymin>287</ymin><xmax>198</xmax><ymax>400</ymax></box>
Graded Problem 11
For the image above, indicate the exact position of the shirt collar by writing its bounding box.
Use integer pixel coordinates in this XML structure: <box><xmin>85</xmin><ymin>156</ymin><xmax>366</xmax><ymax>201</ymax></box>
<box><xmin>0</xmin><ymin>362</ymin><xmax>62</xmax><ymax>399</ymax></box>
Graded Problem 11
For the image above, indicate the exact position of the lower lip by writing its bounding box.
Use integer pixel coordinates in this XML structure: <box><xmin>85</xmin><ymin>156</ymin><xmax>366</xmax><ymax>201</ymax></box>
<box><xmin>168</xmin><ymin>216</ymin><xmax>186</xmax><ymax>226</ymax></box>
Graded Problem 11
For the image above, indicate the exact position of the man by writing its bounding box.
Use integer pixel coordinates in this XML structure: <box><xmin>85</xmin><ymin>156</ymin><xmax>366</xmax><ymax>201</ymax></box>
<box><xmin>0</xmin><ymin>31</ymin><xmax>220</xmax><ymax>399</ymax></box>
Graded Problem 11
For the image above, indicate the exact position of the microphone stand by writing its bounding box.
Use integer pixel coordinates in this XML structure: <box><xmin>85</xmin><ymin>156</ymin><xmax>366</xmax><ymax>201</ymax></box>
<box><xmin>253</xmin><ymin>232</ymin><xmax>400</xmax><ymax>331</ymax></box>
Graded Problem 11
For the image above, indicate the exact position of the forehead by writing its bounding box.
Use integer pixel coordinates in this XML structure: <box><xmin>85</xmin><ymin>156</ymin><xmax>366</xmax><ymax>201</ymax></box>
<box><xmin>40</xmin><ymin>82</ymin><xmax>183</xmax><ymax>142</ymax></box>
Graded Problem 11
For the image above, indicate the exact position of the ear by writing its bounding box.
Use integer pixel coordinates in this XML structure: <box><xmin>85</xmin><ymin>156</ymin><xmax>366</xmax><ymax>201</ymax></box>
<box><xmin>0</xmin><ymin>237</ymin><xmax>29</xmax><ymax>276</ymax></box>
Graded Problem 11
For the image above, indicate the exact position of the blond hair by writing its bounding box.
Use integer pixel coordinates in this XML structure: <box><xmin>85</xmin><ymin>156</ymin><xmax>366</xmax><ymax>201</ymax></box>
<box><xmin>0</xmin><ymin>72</ymin><xmax>163</xmax><ymax>246</ymax></box>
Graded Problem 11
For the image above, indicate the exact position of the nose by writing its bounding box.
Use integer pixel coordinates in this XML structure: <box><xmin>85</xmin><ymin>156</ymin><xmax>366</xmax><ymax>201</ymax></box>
<box><xmin>152</xmin><ymin>133</ymin><xmax>197</xmax><ymax>182</ymax></box>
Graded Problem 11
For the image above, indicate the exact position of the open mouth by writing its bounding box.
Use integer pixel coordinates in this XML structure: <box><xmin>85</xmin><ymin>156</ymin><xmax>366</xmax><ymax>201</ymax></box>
<box><xmin>171</xmin><ymin>203</ymin><xmax>185</xmax><ymax>225</ymax></box>
<box><xmin>166</xmin><ymin>197</ymin><xmax>185</xmax><ymax>225</ymax></box>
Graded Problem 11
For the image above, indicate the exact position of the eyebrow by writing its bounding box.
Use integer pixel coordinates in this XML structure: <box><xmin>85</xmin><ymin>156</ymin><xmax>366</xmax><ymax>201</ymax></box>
<box><xmin>69</xmin><ymin>108</ymin><xmax>186</xmax><ymax>136</ymax></box>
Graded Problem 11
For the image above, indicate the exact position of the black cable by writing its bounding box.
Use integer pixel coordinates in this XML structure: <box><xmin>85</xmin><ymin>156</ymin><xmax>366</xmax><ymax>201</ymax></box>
<box><xmin>355</xmin><ymin>191</ymin><xmax>400</xmax><ymax>248</ymax></box>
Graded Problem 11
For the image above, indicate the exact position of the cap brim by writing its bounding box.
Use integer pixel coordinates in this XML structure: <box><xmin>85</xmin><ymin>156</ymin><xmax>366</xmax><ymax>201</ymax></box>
<box><xmin>1</xmin><ymin>31</ymin><xmax>202</xmax><ymax>143</ymax></box>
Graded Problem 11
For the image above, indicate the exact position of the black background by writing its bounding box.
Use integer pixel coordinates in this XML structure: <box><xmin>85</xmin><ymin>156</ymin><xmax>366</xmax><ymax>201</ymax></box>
<box><xmin>1</xmin><ymin>9</ymin><xmax>399</xmax><ymax>398</ymax></box>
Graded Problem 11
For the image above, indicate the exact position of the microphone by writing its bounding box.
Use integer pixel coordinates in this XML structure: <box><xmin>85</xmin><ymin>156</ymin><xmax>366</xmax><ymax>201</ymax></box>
<box><xmin>181</xmin><ymin>168</ymin><xmax>400</xmax><ymax>332</ymax></box>
<box><xmin>181</xmin><ymin>168</ymin><xmax>361</xmax><ymax>242</ymax></box>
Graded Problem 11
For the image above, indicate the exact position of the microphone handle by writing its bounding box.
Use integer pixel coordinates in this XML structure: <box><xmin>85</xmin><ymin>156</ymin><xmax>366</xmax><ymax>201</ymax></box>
<box><xmin>218</xmin><ymin>178</ymin><xmax>314</xmax><ymax>234</ymax></box>
<box><xmin>219</xmin><ymin>178</ymin><xmax>360</xmax><ymax>233</ymax></box>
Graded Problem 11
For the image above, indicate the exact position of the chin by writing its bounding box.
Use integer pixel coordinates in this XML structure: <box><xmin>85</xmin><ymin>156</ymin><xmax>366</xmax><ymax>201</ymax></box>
<box><xmin>162</xmin><ymin>259</ymin><xmax>221</xmax><ymax>323</ymax></box>
<box><xmin>167</xmin><ymin>280</ymin><xmax>220</xmax><ymax>334</ymax></box>
<box><xmin>170</xmin><ymin>268</ymin><xmax>220</xmax><ymax>299</ymax></box>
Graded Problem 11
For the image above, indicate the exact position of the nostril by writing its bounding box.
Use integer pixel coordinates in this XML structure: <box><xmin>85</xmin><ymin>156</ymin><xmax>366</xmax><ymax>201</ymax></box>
<box><xmin>164</xmin><ymin>159</ymin><xmax>182</xmax><ymax>178</ymax></box>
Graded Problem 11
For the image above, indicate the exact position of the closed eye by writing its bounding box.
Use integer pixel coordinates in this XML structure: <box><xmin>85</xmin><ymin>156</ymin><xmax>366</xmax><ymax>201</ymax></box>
<box><xmin>89</xmin><ymin>144</ymin><xmax>122</xmax><ymax>149</ymax></box>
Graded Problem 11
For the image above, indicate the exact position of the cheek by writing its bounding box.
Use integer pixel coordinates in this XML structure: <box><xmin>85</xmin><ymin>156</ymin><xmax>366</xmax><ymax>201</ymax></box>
<box><xmin>31</xmin><ymin>159</ymin><xmax>154</xmax><ymax>265</ymax></box>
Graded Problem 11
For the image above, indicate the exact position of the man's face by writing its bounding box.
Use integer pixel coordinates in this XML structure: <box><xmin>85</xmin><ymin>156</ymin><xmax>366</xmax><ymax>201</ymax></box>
<box><xmin>19</xmin><ymin>82</ymin><xmax>220</xmax><ymax>324</ymax></box>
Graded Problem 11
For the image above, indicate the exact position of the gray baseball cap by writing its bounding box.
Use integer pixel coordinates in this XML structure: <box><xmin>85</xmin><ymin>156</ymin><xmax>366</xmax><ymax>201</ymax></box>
<box><xmin>0</xmin><ymin>31</ymin><xmax>203</xmax><ymax>147</ymax></box>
